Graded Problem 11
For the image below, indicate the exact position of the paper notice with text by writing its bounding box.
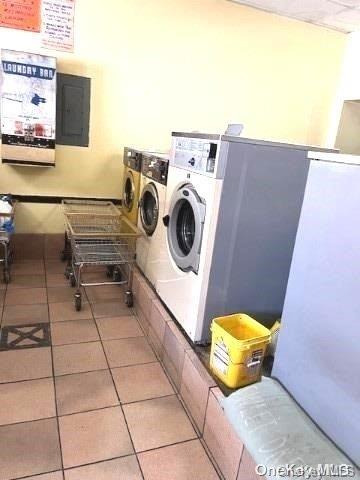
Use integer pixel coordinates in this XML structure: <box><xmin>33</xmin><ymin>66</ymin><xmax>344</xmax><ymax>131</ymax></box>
<box><xmin>41</xmin><ymin>0</ymin><xmax>75</xmax><ymax>52</ymax></box>
<box><xmin>0</xmin><ymin>0</ymin><xmax>41</xmax><ymax>32</ymax></box>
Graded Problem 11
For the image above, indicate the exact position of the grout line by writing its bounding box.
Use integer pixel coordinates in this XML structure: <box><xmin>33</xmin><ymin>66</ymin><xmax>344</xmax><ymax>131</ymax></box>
<box><xmin>201</xmin><ymin>383</ymin><xmax>213</xmax><ymax>434</ymax></box>
<box><xmin>44</xmin><ymin>257</ymin><xmax>66</xmax><ymax>480</ymax></box>
<box><xmin>158</xmin><ymin>353</ymin><xmax>180</xmax><ymax>393</ymax></box>
<box><xmin>14</xmin><ymin>467</ymin><xmax>63</xmax><ymax>480</ymax></box>
<box><xmin>0</xmin><ymin>374</ymin><xmax>54</xmax><ymax>386</ymax></box>
<box><xmin>236</xmin><ymin>439</ymin><xmax>246</xmax><ymax>479</ymax></box>
<box><xmin>52</xmin><ymin>339</ymin><xmax>102</xmax><ymax>348</ymax></box>
<box><xmin>199</xmin><ymin>437</ymin><xmax>224</xmax><ymax>480</ymax></box>
<box><xmin>0</xmin><ymin>415</ymin><xmax>58</xmax><ymax>429</ymax></box>
<box><xmin>62</xmin><ymin>452</ymin><xmax>139</xmax><ymax>474</ymax></box>
<box><xmin>121</xmin><ymin>393</ymin><xmax>178</xmax><ymax>408</ymax></box>
<box><xmin>121</xmin><ymin>393</ymin><xmax>176</xmax><ymax>405</ymax></box>
<box><xmin>110</xmin><ymin>360</ymin><xmax>159</xmax><ymax>372</ymax></box>
<box><xmin>87</xmin><ymin>289</ymin><xmax>146</xmax><ymax>480</ymax></box>
<box><xmin>135</xmin><ymin>436</ymin><xmax>199</xmax><ymax>455</ymax></box>
<box><xmin>176</xmin><ymin>392</ymin><xmax>201</xmax><ymax>438</ymax></box>
<box><xmin>15</xmin><ymin>358</ymin><xmax>162</xmax><ymax>382</ymax></box>
<box><xmin>200</xmin><ymin>390</ymin><xmax>226</xmax><ymax>478</ymax></box>
<box><xmin>3</xmin><ymin>301</ymin><xmax>48</xmax><ymax>307</ymax></box>
<box><xmin>57</xmin><ymin>404</ymin><xmax>121</xmax><ymax>419</ymax></box>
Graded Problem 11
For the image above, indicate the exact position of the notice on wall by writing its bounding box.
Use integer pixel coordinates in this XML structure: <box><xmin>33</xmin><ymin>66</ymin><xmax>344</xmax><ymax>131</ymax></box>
<box><xmin>0</xmin><ymin>0</ymin><xmax>41</xmax><ymax>32</ymax></box>
<box><xmin>1</xmin><ymin>49</ymin><xmax>56</xmax><ymax>166</ymax></box>
<box><xmin>41</xmin><ymin>0</ymin><xmax>75</xmax><ymax>52</ymax></box>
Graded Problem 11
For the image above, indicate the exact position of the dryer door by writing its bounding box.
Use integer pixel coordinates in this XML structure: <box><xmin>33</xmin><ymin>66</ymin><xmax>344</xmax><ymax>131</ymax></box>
<box><xmin>140</xmin><ymin>182</ymin><xmax>159</xmax><ymax>236</ymax></box>
<box><xmin>167</xmin><ymin>184</ymin><xmax>205</xmax><ymax>274</ymax></box>
<box><xmin>123</xmin><ymin>171</ymin><xmax>135</xmax><ymax>212</ymax></box>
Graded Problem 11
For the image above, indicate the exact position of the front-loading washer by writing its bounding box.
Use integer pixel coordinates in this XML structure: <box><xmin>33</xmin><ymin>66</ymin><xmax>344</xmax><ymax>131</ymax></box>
<box><xmin>136</xmin><ymin>153</ymin><xmax>169</xmax><ymax>286</ymax></box>
<box><xmin>157</xmin><ymin>132</ymin><xmax>333</xmax><ymax>344</ymax></box>
<box><xmin>122</xmin><ymin>147</ymin><xmax>143</xmax><ymax>226</ymax></box>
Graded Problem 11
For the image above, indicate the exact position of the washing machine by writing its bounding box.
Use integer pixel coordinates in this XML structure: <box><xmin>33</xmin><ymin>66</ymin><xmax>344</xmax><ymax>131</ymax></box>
<box><xmin>136</xmin><ymin>153</ymin><xmax>169</xmax><ymax>286</ymax></box>
<box><xmin>122</xmin><ymin>147</ymin><xmax>143</xmax><ymax>226</ymax></box>
<box><xmin>157</xmin><ymin>132</ymin><xmax>332</xmax><ymax>344</ymax></box>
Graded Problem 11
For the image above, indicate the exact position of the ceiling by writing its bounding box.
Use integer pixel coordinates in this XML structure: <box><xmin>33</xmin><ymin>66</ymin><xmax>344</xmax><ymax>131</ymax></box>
<box><xmin>228</xmin><ymin>0</ymin><xmax>360</xmax><ymax>32</ymax></box>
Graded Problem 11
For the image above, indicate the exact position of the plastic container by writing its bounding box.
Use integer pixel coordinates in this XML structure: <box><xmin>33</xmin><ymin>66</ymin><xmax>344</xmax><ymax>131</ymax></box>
<box><xmin>210</xmin><ymin>313</ymin><xmax>271</xmax><ymax>388</ymax></box>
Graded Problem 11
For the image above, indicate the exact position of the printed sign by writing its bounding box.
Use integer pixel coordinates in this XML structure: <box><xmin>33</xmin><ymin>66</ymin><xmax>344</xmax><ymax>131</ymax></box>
<box><xmin>212</xmin><ymin>339</ymin><xmax>230</xmax><ymax>376</ymax></box>
<box><xmin>1</xmin><ymin>49</ymin><xmax>56</xmax><ymax>166</ymax></box>
<box><xmin>41</xmin><ymin>0</ymin><xmax>75</xmax><ymax>52</ymax></box>
<box><xmin>0</xmin><ymin>0</ymin><xmax>41</xmax><ymax>32</ymax></box>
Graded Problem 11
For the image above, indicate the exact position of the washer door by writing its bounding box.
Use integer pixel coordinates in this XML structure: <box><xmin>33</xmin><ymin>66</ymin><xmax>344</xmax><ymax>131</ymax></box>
<box><xmin>167</xmin><ymin>185</ymin><xmax>205</xmax><ymax>273</ymax></box>
<box><xmin>123</xmin><ymin>171</ymin><xmax>135</xmax><ymax>212</ymax></box>
<box><xmin>140</xmin><ymin>182</ymin><xmax>159</xmax><ymax>236</ymax></box>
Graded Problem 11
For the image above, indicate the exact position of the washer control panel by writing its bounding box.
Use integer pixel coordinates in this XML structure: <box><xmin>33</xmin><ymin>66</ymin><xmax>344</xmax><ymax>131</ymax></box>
<box><xmin>172</xmin><ymin>137</ymin><xmax>219</xmax><ymax>177</ymax></box>
<box><xmin>123</xmin><ymin>147</ymin><xmax>142</xmax><ymax>172</ymax></box>
<box><xmin>142</xmin><ymin>154</ymin><xmax>169</xmax><ymax>185</ymax></box>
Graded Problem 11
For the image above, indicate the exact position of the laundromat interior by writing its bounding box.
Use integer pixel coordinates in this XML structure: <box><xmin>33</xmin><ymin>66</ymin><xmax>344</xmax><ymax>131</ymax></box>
<box><xmin>0</xmin><ymin>1</ymin><xmax>359</xmax><ymax>479</ymax></box>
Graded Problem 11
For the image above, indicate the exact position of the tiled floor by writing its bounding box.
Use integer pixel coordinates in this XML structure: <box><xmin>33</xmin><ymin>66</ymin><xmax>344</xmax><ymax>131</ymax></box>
<box><xmin>0</xmin><ymin>258</ymin><xmax>221</xmax><ymax>480</ymax></box>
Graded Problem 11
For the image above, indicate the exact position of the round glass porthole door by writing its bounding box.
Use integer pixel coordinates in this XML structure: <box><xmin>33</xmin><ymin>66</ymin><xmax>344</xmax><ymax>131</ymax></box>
<box><xmin>140</xmin><ymin>183</ymin><xmax>159</xmax><ymax>236</ymax></box>
<box><xmin>167</xmin><ymin>185</ymin><xmax>205</xmax><ymax>273</ymax></box>
<box><xmin>123</xmin><ymin>172</ymin><xmax>135</xmax><ymax>212</ymax></box>
<box><xmin>176</xmin><ymin>201</ymin><xmax>195</xmax><ymax>256</ymax></box>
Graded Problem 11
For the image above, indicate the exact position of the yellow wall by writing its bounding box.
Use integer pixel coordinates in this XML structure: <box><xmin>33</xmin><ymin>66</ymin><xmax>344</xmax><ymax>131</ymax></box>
<box><xmin>0</xmin><ymin>0</ymin><xmax>346</xmax><ymax>233</ymax></box>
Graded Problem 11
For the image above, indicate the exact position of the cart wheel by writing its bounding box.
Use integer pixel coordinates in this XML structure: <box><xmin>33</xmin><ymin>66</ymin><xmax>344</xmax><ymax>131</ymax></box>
<box><xmin>125</xmin><ymin>290</ymin><xmax>133</xmax><ymax>308</ymax></box>
<box><xmin>3</xmin><ymin>270</ymin><xmax>10</xmax><ymax>284</ymax></box>
<box><xmin>114</xmin><ymin>268</ymin><xmax>122</xmax><ymax>282</ymax></box>
<box><xmin>106</xmin><ymin>266</ymin><xmax>115</xmax><ymax>278</ymax></box>
<box><xmin>69</xmin><ymin>272</ymin><xmax>76</xmax><ymax>288</ymax></box>
<box><xmin>75</xmin><ymin>293</ymin><xmax>82</xmax><ymax>311</ymax></box>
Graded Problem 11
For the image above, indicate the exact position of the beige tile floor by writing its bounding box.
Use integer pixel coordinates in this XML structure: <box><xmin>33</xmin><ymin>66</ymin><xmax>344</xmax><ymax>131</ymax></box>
<box><xmin>0</xmin><ymin>258</ymin><xmax>220</xmax><ymax>480</ymax></box>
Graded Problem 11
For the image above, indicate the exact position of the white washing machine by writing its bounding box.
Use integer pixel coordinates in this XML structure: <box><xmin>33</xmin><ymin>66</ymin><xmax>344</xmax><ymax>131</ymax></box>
<box><xmin>157</xmin><ymin>132</ymin><xmax>331</xmax><ymax>344</ymax></box>
<box><xmin>136</xmin><ymin>153</ymin><xmax>169</xmax><ymax>287</ymax></box>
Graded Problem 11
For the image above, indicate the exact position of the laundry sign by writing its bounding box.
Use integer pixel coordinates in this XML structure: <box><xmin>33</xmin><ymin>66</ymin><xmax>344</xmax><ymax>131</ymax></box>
<box><xmin>41</xmin><ymin>0</ymin><xmax>75</xmax><ymax>52</ymax></box>
<box><xmin>1</xmin><ymin>49</ymin><xmax>56</xmax><ymax>166</ymax></box>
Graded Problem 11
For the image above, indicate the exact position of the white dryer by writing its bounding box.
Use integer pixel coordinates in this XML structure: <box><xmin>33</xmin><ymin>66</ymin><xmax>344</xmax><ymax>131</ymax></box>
<box><xmin>136</xmin><ymin>153</ymin><xmax>169</xmax><ymax>287</ymax></box>
<box><xmin>157</xmin><ymin>132</ymin><xmax>332</xmax><ymax>344</ymax></box>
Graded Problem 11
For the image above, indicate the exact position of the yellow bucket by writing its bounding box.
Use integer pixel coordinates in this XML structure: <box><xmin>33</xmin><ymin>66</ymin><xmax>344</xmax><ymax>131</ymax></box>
<box><xmin>210</xmin><ymin>314</ymin><xmax>271</xmax><ymax>388</ymax></box>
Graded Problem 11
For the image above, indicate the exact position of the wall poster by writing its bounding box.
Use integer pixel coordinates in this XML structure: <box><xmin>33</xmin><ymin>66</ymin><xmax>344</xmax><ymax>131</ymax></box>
<box><xmin>41</xmin><ymin>0</ymin><xmax>75</xmax><ymax>52</ymax></box>
<box><xmin>1</xmin><ymin>49</ymin><xmax>56</xmax><ymax>166</ymax></box>
<box><xmin>0</xmin><ymin>0</ymin><xmax>41</xmax><ymax>32</ymax></box>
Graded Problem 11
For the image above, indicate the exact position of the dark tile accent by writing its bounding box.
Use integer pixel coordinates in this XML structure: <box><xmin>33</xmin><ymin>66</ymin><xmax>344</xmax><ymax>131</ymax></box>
<box><xmin>0</xmin><ymin>323</ymin><xmax>51</xmax><ymax>351</ymax></box>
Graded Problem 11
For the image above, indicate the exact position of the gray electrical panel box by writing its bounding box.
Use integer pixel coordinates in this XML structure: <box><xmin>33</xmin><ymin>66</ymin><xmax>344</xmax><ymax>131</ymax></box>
<box><xmin>56</xmin><ymin>73</ymin><xmax>90</xmax><ymax>147</ymax></box>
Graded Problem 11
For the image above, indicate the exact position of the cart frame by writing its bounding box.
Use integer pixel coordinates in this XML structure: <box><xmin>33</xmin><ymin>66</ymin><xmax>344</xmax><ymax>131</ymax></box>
<box><xmin>62</xmin><ymin>200</ymin><xmax>141</xmax><ymax>310</ymax></box>
<box><xmin>61</xmin><ymin>199</ymin><xmax>121</xmax><ymax>263</ymax></box>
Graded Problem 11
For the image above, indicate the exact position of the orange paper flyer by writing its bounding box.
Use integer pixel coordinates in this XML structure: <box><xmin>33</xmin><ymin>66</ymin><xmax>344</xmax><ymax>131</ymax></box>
<box><xmin>0</xmin><ymin>0</ymin><xmax>41</xmax><ymax>32</ymax></box>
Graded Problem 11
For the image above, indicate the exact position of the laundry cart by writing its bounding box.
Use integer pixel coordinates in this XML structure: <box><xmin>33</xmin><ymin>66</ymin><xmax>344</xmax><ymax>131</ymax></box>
<box><xmin>63</xmin><ymin>202</ymin><xmax>141</xmax><ymax>310</ymax></box>
<box><xmin>61</xmin><ymin>199</ymin><xmax>121</xmax><ymax>264</ymax></box>
<box><xmin>0</xmin><ymin>200</ymin><xmax>16</xmax><ymax>284</ymax></box>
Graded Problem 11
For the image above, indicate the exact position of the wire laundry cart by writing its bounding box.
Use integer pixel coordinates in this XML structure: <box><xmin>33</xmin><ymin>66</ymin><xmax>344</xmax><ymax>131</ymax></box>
<box><xmin>61</xmin><ymin>199</ymin><xmax>121</xmax><ymax>263</ymax></box>
<box><xmin>63</xmin><ymin>200</ymin><xmax>141</xmax><ymax>311</ymax></box>
<box><xmin>0</xmin><ymin>201</ymin><xmax>16</xmax><ymax>284</ymax></box>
